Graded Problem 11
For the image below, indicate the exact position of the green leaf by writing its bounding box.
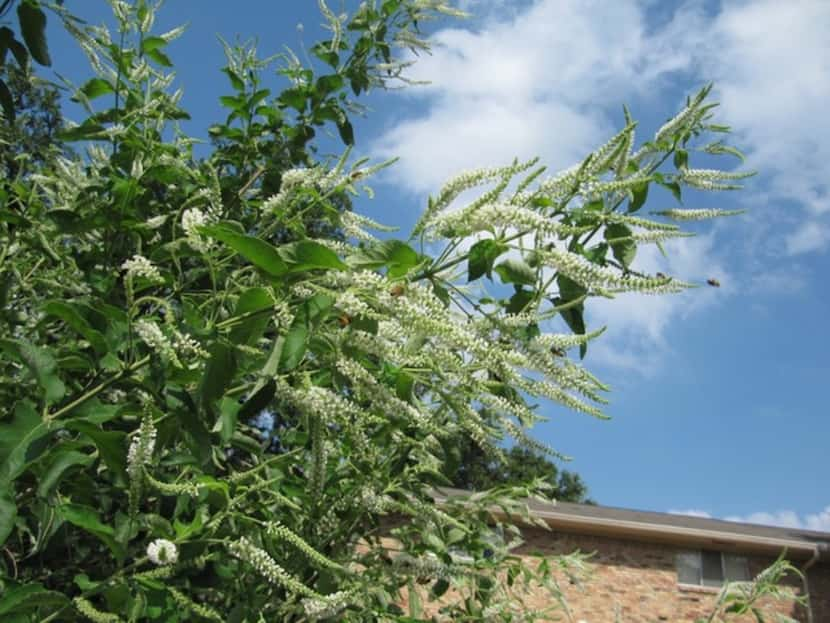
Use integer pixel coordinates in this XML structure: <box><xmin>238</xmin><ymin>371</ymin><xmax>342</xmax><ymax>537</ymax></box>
<box><xmin>431</xmin><ymin>578</ymin><xmax>450</xmax><ymax>598</ymax></box>
<box><xmin>202</xmin><ymin>224</ymin><xmax>288</xmax><ymax>277</ymax></box>
<box><xmin>42</xmin><ymin>300</ymin><xmax>107</xmax><ymax>354</ymax></box>
<box><xmin>350</xmin><ymin>239</ymin><xmax>422</xmax><ymax>277</ymax></box>
<box><xmin>279</xmin><ymin>240</ymin><xmax>347</xmax><ymax>272</ymax></box>
<box><xmin>64</xmin><ymin>421</ymin><xmax>127</xmax><ymax>480</ymax></box>
<box><xmin>221</xmin><ymin>67</ymin><xmax>245</xmax><ymax>90</ymax></box>
<box><xmin>0</xmin><ymin>339</ymin><xmax>65</xmax><ymax>403</ymax></box>
<box><xmin>395</xmin><ymin>372</ymin><xmax>414</xmax><ymax>402</ymax></box>
<box><xmin>0</xmin><ymin>27</ymin><xmax>16</xmax><ymax>65</ymax></box>
<box><xmin>316</xmin><ymin>74</ymin><xmax>345</xmax><ymax>95</ymax></box>
<box><xmin>279</xmin><ymin>294</ymin><xmax>333</xmax><ymax>372</ymax></box>
<box><xmin>56</xmin><ymin>118</ymin><xmax>106</xmax><ymax>142</ymax></box>
<box><xmin>581</xmin><ymin>242</ymin><xmax>608</xmax><ymax>265</ymax></box>
<box><xmin>145</xmin><ymin>46</ymin><xmax>172</xmax><ymax>67</ymax></box>
<box><xmin>279</xmin><ymin>87</ymin><xmax>307</xmax><ymax>112</ymax></box>
<box><xmin>198</xmin><ymin>342</ymin><xmax>236</xmax><ymax>411</ymax></box>
<box><xmin>248</xmin><ymin>88</ymin><xmax>271</xmax><ymax>109</ymax></box>
<box><xmin>556</xmin><ymin>275</ymin><xmax>588</xmax><ymax>357</ymax></box>
<box><xmin>311</xmin><ymin>44</ymin><xmax>338</xmax><ymax>67</ymax></box>
<box><xmin>37</xmin><ymin>447</ymin><xmax>95</xmax><ymax>498</ymax></box>
<box><xmin>9</xmin><ymin>36</ymin><xmax>28</xmax><ymax>69</ymax></box>
<box><xmin>229</xmin><ymin>287</ymin><xmax>272</xmax><ymax>347</ymax></box>
<box><xmin>604</xmin><ymin>223</ymin><xmax>636</xmax><ymax>268</ymax></box>
<box><xmin>17</xmin><ymin>1</ymin><xmax>50</xmax><ymax>66</ymax></box>
<box><xmin>658</xmin><ymin>179</ymin><xmax>683</xmax><ymax>203</ymax></box>
<box><xmin>219</xmin><ymin>94</ymin><xmax>244</xmax><ymax>111</ymax></box>
<box><xmin>140</xmin><ymin>35</ymin><xmax>166</xmax><ymax>54</ymax></box>
<box><xmin>0</xmin><ymin>401</ymin><xmax>51</xmax><ymax>485</ymax></box>
<box><xmin>0</xmin><ymin>583</ymin><xmax>68</xmax><ymax>615</ymax></box>
<box><xmin>337</xmin><ymin>119</ymin><xmax>354</xmax><ymax>146</ymax></box>
<box><xmin>674</xmin><ymin>148</ymin><xmax>688</xmax><ymax>170</ymax></box>
<box><xmin>0</xmin><ymin>78</ymin><xmax>14</xmax><ymax>122</ymax></box>
<box><xmin>506</xmin><ymin>287</ymin><xmax>533</xmax><ymax>314</ymax></box>
<box><xmin>238</xmin><ymin>378</ymin><xmax>276</xmax><ymax>422</ymax></box>
<box><xmin>214</xmin><ymin>397</ymin><xmax>240</xmax><ymax>444</ymax></box>
<box><xmin>467</xmin><ymin>239</ymin><xmax>507</xmax><ymax>281</ymax></box>
<box><xmin>627</xmin><ymin>181</ymin><xmax>649</xmax><ymax>213</ymax></box>
<box><xmin>59</xmin><ymin>503</ymin><xmax>125</xmax><ymax>560</ymax></box>
<box><xmin>557</xmin><ymin>274</ymin><xmax>587</xmax><ymax>302</ymax></box>
<box><xmin>78</xmin><ymin>77</ymin><xmax>113</xmax><ymax>100</ymax></box>
<box><xmin>0</xmin><ymin>487</ymin><xmax>15</xmax><ymax>545</ymax></box>
<box><xmin>494</xmin><ymin>258</ymin><xmax>536</xmax><ymax>286</ymax></box>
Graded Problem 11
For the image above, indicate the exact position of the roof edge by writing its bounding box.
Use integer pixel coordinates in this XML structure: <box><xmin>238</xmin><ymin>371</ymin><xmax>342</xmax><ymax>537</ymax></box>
<box><xmin>433</xmin><ymin>489</ymin><xmax>830</xmax><ymax>561</ymax></box>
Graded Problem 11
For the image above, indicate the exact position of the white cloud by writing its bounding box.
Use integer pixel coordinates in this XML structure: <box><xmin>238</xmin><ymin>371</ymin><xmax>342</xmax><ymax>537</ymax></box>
<box><xmin>370</xmin><ymin>0</ymin><xmax>830</xmax><ymax>368</ymax></box>
<box><xmin>785</xmin><ymin>222</ymin><xmax>830</xmax><ymax>255</ymax></box>
<box><xmin>724</xmin><ymin>507</ymin><xmax>830</xmax><ymax>532</ymax></box>
<box><xmin>672</xmin><ymin>506</ymin><xmax>830</xmax><ymax>532</ymax></box>
<box><xmin>670</xmin><ymin>509</ymin><xmax>712</xmax><ymax>519</ymax></box>
<box><xmin>694</xmin><ymin>0</ymin><xmax>830</xmax><ymax>255</ymax></box>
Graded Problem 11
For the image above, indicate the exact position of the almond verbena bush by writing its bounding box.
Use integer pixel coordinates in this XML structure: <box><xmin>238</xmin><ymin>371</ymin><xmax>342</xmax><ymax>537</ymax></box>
<box><xmin>0</xmin><ymin>1</ymin><xmax>802</xmax><ymax>621</ymax></box>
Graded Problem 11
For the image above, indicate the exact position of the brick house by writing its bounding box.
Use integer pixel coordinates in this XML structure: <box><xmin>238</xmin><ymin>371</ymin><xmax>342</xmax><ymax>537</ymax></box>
<box><xmin>435</xmin><ymin>490</ymin><xmax>830</xmax><ymax>622</ymax></box>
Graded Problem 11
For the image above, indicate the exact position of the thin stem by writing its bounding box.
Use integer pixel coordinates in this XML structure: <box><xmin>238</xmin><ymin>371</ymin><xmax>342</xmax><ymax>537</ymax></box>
<box><xmin>48</xmin><ymin>355</ymin><xmax>151</xmax><ymax>421</ymax></box>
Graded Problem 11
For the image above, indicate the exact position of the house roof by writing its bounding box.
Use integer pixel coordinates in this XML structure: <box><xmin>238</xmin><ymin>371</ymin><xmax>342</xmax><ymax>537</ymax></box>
<box><xmin>434</xmin><ymin>488</ymin><xmax>830</xmax><ymax>561</ymax></box>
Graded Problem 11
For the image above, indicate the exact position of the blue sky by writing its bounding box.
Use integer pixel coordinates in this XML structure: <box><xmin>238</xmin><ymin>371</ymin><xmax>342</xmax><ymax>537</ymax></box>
<box><xmin>41</xmin><ymin>1</ymin><xmax>829</xmax><ymax>530</ymax></box>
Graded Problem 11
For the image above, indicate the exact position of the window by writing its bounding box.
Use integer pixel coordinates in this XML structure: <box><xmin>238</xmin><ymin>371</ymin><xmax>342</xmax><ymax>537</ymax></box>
<box><xmin>675</xmin><ymin>551</ymin><xmax>750</xmax><ymax>587</ymax></box>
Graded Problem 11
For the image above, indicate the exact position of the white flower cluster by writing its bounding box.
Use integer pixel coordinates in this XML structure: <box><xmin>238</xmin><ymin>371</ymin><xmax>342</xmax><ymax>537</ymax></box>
<box><xmin>579</xmin><ymin>173</ymin><xmax>652</xmax><ymax>202</ymax></box>
<box><xmin>261</xmin><ymin>167</ymin><xmax>322</xmax><ymax>214</ymax></box>
<box><xmin>679</xmin><ymin>167</ymin><xmax>754</xmax><ymax>191</ymax></box>
<box><xmin>530</xmin><ymin>327</ymin><xmax>607</xmax><ymax>352</ymax></box>
<box><xmin>655</xmin><ymin>208</ymin><xmax>746</xmax><ymax>221</ymax></box>
<box><xmin>424</xmin><ymin>202</ymin><xmax>589</xmax><ymax>241</ymax></box>
<box><xmin>414</xmin><ymin>160</ymin><xmax>538</xmax><ymax>235</ymax></box>
<box><xmin>336</xmin><ymin>358</ymin><xmax>431</xmax><ymax>427</ymax></box>
<box><xmin>272</xmin><ymin>299</ymin><xmax>295</xmax><ymax>327</ymax></box>
<box><xmin>181</xmin><ymin>208</ymin><xmax>213</xmax><ymax>252</ymax></box>
<box><xmin>393</xmin><ymin>552</ymin><xmax>452</xmax><ymax>579</ymax></box>
<box><xmin>146</xmin><ymin>215</ymin><xmax>167</xmax><ymax>229</ymax></box>
<box><xmin>168</xmin><ymin>588</ymin><xmax>223</xmax><ymax>623</ymax></box>
<box><xmin>542</xmin><ymin>248</ymin><xmax>689</xmax><ymax>294</ymax></box>
<box><xmin>172</xmin><ymin>331</ymin><xmax>209</xmax><ymax>359</ymax></box>
<box><xmin>73</xmin><ymin>597</ymin><xmax>121</xmax><ymax>623</ymax></box>
<box><xmin>122</xmin><ymin>255</ymin><xmax>163</xmax><ymax>283</ymax></box>
<box><xmin>603</xmin><ymin>212</ymin><xmax>680</xmax><ymax>232</ymax></box>
<box><xmin>335</xmin><ymin>291</ymin><xmax>376</xmax><ymax>318</ymax></box>
<box><xmin>654</xmin><ymin>91</ymin><xmax>706</xmax><ymax>145</ymax></box>
<box><xmin>135</xmin><ymin>320</ymin><xmax>178</xmax><ymax>364</ymax></box>
<box><xmin>359</xmin><ymin>486</ymin><xmax>393</xmax><ymax>514</ymax></box>
<box><xmin>302</xmin><ymin>591</ymin><xmax>351</xmax><ymax>621</ymax></box>
<box><xmin>605</xmin><ymin>229</ymin><xmax>695</xmax><ymax>244</ymax></box>
<box><xmin>265</xmin><ymin>521</ymin><xmax>342</xmax><ymax>570</ymax></box>
<box><xmin>585</xmin><ymin>122</ymin><xmax>636</xmax><ymax>176</ymax></box>
<box><xmin>517</xmin><ymin>378</ymin><xmax>606</xmax><ymax>419</ymax></box>
<box><xmin>127</xmin><ymin>409</ymin><xmax>157</xmax><ymax>475</ymax></box>
<box><xmin>146</xmin><ymin>538</ymin><xmax>178</xmax><ymax>565</ymax></box>
<box><xmin>228</xmin><ymin>537</ymin><xmax>317</xmax><ymax>597</ymax></box>
<box><xmin>535</xmin><ymin>164</ymin><xmax>581</xmax><ymax>201</ymax></box>
<box><xmin>340</xmin><ymin>211</ymin><xmax>397</xmax><ymax>242</ymax></box>
<box><xmin>286</xmin><ymin>383</ymin><xmax>380</xmax><ymax>428</ymax></box>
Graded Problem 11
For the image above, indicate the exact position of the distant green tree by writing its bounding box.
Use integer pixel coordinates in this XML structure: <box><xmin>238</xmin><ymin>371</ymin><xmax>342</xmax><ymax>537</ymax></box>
<box><xmin>446</xmin><ymin>438</ymin><xmax>594</xmax><ymax>503</ymax></box>
<box><xmin>0</xmin><ymin>63</ymin><xmax>64</xmax><ymax>179</ymax></box>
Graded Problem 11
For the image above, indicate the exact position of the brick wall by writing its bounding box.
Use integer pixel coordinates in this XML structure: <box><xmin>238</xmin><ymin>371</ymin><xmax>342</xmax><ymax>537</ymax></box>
<box><xmin>397</xmin><ymin>528</ymin><xmax>829</xmax><ymax>621</ymax></box>
<box><xmin>509</xmin><ymin>528</ymin><xmax>828</xmax><ymax>622</ymax></box>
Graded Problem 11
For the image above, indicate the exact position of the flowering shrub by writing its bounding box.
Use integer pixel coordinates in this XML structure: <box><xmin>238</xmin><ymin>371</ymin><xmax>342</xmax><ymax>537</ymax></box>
<box><xmin>0</xmin><ymin>1</ymin><xmax>804</xmax><ymax>621</ymax></box>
